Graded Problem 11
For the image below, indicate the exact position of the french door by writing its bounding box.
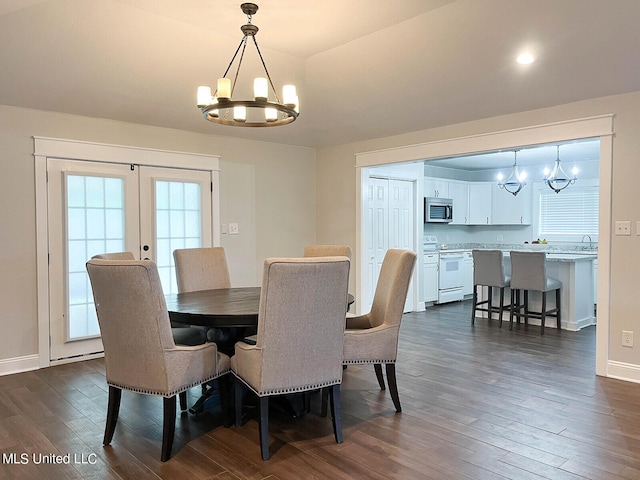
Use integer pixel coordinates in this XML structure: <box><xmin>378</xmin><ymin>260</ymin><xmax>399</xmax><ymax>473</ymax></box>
<box><xmin>47</xmin><ymin>159</ymin><xmax>212</xmax><ymax>362</ymax></box>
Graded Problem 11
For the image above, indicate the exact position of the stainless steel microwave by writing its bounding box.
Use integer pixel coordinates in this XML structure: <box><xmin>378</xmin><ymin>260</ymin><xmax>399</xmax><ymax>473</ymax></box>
<box><xmin>425</xmin><ymin>197</ymin><xmax>453</xmax><ymax>223</ymax></box>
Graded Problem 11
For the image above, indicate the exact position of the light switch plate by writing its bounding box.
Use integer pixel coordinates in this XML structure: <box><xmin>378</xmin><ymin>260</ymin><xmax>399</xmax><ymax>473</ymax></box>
<box><xmin>615</xmin><ymin>220</ymin><xmax>631</xmax><ymax>235</ymax></box>
<box><xmin>221</xmin><ymin>223</ymin><xmax>229</xmax><ymax>234</ymax></box>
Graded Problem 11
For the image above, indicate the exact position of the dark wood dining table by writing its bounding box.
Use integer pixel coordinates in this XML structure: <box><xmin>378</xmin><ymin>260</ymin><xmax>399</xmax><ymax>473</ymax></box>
<box><xmin>165</xmin><ymin>287</ymin><xmax>354</xmax><ymax>328</ymax></box>
<box><xmin>165</xmin><ymin>287</ymin><xmax>261</xmax><ymax>328</ymax></box>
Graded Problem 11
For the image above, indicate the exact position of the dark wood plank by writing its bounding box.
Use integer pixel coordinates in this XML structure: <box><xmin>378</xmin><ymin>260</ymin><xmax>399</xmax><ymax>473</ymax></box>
<box><xmin>2</xmin><ymin>299</ymin><xmax>640</xmax><ymax>479</ymax></box>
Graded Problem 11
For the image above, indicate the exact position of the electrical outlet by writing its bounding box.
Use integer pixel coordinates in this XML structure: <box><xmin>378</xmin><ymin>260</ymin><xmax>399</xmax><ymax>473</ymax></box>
<box><xmin>622</xmin><ymin>330</ymin><xmax>634</xmax><ymax>347</ymax></box>
<box><xmin>229</xmin><ymin>223</ymin><xmax>239</xmax><ymax>235</ymax></box>
<box><xmin>497</xmin><ymin>234</ymin><xmax>504</xmax><ymax>241</ymax></box>
<box><xmin>615</xmin><ymin>221</ymin><xmax>631</xmax><ymax>236</ymax></box>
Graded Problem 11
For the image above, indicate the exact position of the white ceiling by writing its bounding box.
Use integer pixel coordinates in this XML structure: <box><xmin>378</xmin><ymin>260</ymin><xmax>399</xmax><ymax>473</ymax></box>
<box><xmin>1</xmin><ymin>0</ymin><xmax>639</xmax><ymax>148</ymax></box>
<box><xmin>427</xmin><ymin>138</ymin><xmax>600</xmax><ymax>171</ymax></box>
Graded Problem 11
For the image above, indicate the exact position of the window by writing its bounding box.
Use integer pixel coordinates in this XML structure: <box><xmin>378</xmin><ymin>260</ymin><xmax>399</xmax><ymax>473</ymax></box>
<box><xmin>536</xmin><ymin>179</ymin><xmax>599</xmax><ymax>242</ymax></box>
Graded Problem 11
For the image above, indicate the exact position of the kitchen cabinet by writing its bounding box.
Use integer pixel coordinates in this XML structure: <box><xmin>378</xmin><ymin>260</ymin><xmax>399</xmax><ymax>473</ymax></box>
<box><xmin>423</xmin><ymin>253</ymin><xmax>439</xmax><ymax>303</ymax></box>
<box><xmin>468</xmin><ymin>183</ymin><xmax>492</xmax><ymax>225</ymax></box>
<box><xmin>462</xmin><ymin>251</ymin><xmax>473</xmax><ymax>296</ymax></box>
<box><xmin>448</xmin><ymin>181</ymin><xmax>469</xmax><ymax>225</ymax></box>
<box><xmin>424</xmin><ymin>178</ymin><xmax>449</xmax><ymax>198</ymax></box>
<box><xmin>491</xmin><ymin>183</ymin><xmax>532</xmax><ymax>225</ymax></box>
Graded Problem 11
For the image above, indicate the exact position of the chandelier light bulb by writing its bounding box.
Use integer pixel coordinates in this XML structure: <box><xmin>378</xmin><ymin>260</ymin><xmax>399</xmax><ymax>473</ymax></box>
<box><xmin>197</xmin><ymin>86</ymin><xmax>212</xmax><ymax>107</ymax></box>
<box><xmin>217</xmin><ymin>78</ymin><xmax>231</xmax><ymax>99</ymax></box>
<box><xmin>254</xmin><ymin>77</ymin><xmax>268</xmax><ymax>100</ymax></box>
<box><xmin>234</xmin><ymin>106</ymin><xmax>246</xmax><ymax>122</ymax></box>
<box><xmin>283</xmin><ymin>85</ymin><xmax>297</xmax><ymax>107</ymax></box>
<box><xmin>265</xmin><ymin>107</ymin><xmax>277</xmax><ymax>122</ymax></box>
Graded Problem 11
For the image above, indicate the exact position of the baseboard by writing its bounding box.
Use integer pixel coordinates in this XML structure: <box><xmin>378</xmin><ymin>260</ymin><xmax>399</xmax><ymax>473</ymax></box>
<box><xmin>607</xmin><ymin>360</ymin><xmax>640</xmax><ymax>384</ymax></box>
<box><xmin>0</xmin><ymin>354</ymin><xmax>40</xmax><ymax>376</ymax></box>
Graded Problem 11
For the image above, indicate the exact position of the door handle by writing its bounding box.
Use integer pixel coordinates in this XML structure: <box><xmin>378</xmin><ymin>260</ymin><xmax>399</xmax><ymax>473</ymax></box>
<box><xmin>143</xmin><ymin>245</ymin><xmax>149</xmax><ymax>251</ymax></box>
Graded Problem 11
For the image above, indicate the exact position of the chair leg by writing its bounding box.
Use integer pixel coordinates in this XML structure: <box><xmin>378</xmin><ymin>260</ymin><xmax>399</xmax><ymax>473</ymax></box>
<box><xmin>471</xmin><ymin>285</ymin><xmax>477</xmax><ymax>324</ymax></box>
<box><xmin>386</xmin><ymin>363</ymin><xmax>402</xmax><ymax>413</ymax></box>
<box><xmin>161</xmin><ymin>396</ymin><xmax>177</xmax><ymax>462</ymax></box>
<box><xmin>509</xmin><ymin>289</ymin><xmax>515</xmax><ymax>330</ymax></box>
<box><xmin>374</xmin><ymin>363</ymin><xmax>386</xmax><ymax>390</ymax></box>
<box><xmin>487</xmin><ymin>286</ymin><xmax>493</xmax><ymax>320</ymax></box>
<box><xmin>179</xmin><ymin>391</ymin><xmax>187</xmax><ymax>411</ymax></box>
<box><xmin>259</xmin><ymin>396</ymin><xmax>270</xmax><ymax>461</ymax></box>
<box><xmin>541</xmin><ymin>291</ymin><xmax>548</xmax><ymax>335</ymax></box>
<box><xmin>556</xmin><ymin>288</ymin><xmax>562</xmax><ymax>330</ymax></box>
<box><xmin>498</xmin><ymin>287</ymin><xmax>505</xmax><ymax>328</ymax></box>
<box><xmin>320</xmin><ymin>387</ymin><xmax>329</xmax><ymax>417</ymax></box>
<box><xmin>329</xmin><ymin>384</ymin><xmax>343</xmax><ymax>444</ymax></box>
<box><xmin>523</xmin><ymin>290</ymin><xmax>529</xmax><ymax>326</ymax></box>
<box><xmin>103</xmin><ymin>386</ymin><xmax>121</xmax><ymax>445</ymax></box>
<box><xmin>234</xmin><ymin>377</ymin><xmax>243</xmax><ymax>427</ymax></box>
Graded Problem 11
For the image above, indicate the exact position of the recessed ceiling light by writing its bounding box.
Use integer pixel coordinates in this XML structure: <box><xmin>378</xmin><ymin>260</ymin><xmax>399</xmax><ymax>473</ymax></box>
<box><xmin>517</xmin><ymin>53</ymin><xmax>536</xmax><ymax>65</ymax></box>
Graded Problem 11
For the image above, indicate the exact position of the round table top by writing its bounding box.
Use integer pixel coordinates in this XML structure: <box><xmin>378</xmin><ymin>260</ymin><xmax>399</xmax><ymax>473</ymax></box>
<box><xmin>166</xmin><ymin>287</ymin><xmax>354</xmax><ymax>329</ymax></box>
<box><xmin>166</xmin><ymin>287</ymin><xmax>261</xmax><ymax>328</ymax></box>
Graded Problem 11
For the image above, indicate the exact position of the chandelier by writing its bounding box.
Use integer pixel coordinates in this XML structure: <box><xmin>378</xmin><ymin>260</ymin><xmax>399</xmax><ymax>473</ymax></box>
<box><xmin>497</xmin><ymin>150</ymin><xmax>527</xmax><ymax>196</ymax></box>
<box><xmin>196</xmin><ymin>3</ymin><xmax>299</xmax><ymax>127</ymax></box>
<box><xmin>544</xmin><ymin>145</ymin><xmax>577</xmax><ymax>193</ymax></box>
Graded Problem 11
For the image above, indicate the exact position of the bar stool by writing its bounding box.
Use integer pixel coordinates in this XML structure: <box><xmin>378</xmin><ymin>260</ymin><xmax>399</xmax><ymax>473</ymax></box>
<box><xmin>471</xmin><ymin>250</ymin><xmax>511</xmax><ymax>327</ymax></box>
<box><xmin>509</xmin><ymin>251</ymin><xmax>562</xmax><ymax>335</ymax></box>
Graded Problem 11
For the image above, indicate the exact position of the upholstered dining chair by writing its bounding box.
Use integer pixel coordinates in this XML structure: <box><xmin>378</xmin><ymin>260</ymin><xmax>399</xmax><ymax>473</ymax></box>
<box><xmin>509</xmin><ymin>251</ymin><xmax>562</xmax><ymax>335</ymax></box>
<box><xmin>471</xmin><ymin>249</ymin><xmax>511</xmax><ymax>327</ymax></box>
<box><xmin>230</xmin><ymin>256</ymin><xmax>351</xmax><ymax>460</ymax></box>
<box><xmin>92</xmin><ymin>252</ymin><xmax>206</xmax><ymax>347</ymax></box>
<box><xmin>173</xmin><ymin>247</ymin><xmax>233</xmax><ymax>344</ymax></box>
<box><xmin>303</xmin><ymin>244</ymin><xmax>352</xmax><ymax>260</ymax></box>
<box><xmin>86</xmin><ymin>258</ymin><xmax>230</xmax><ymax>461</ymax></box>
<box><xmin>337</xmin><ymin>249</ymin><xmax>416</xmax><ymax>413</ymax></box>
<box><xmin>173</xmin><ymin>247</ymin><xmax>231</xmax><ymax>292</ymax></box>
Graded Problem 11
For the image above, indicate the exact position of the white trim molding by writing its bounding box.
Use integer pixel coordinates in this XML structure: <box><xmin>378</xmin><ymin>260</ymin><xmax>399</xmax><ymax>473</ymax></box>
<box><xmin>607</xmin><ymin>360</ymin><xmax>640</xmax><ymax>384</ymax></box>
<box><xmin>0</xmin><ymin>355</ymin><xmax>40</xmax><ymax>376</ymax></box>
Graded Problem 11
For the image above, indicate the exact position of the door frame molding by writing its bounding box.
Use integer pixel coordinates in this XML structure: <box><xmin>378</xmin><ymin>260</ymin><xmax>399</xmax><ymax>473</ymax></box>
<box><xmin>354</xmin><ymin>115</ymin><xmax>613</xmax><ymax>377</ymax></box>
<box><xmin>34</xmin><ymin>137</ymin><xmax>220</xmax><ymax>368</ymax></box>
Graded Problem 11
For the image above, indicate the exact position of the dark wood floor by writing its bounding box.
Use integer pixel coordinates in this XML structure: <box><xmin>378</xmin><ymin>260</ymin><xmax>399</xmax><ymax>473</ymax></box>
<box><xmin>2</xmin><ymin>300</ymin><xmax>640</xmax><ymax>479</ymax></box>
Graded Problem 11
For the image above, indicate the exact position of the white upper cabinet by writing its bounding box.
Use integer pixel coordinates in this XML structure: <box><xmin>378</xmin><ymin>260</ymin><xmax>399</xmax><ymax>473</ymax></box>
<box><xmin>468</xmin><ymin>183</ymin><xmax>493</xmax><ymax>225</ymax></box>
<box><xmin>491</xmin><ymin>183</ymin><xmax>532</xmax><ymax>225</ymax></box>
<box><xmin>424</xmin><ymin>177</ymin><xmax>533</xmax><ymax>225</ymax></box>
<box><xmin>448</xmin><ymin>181</ymin><xmax>469</xmax><ymax>225</ymax></box>
<box><xmin>424</xmin><ymin>178</ymin><xmax>449</xmax><ymax>198</ymax></box>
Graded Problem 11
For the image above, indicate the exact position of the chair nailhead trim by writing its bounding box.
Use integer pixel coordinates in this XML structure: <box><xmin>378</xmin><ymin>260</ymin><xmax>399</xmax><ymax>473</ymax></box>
<box><xmin>108</xmin><ymin>368</ymin><xmax>230</xmax><ymax>398</ymax></box>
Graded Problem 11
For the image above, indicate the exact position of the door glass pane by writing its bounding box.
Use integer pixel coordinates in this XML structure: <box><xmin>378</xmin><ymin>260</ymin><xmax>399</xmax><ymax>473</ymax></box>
<box><xmin>155</xmin><ymin>180</ymin><xmax>202</xmax><ymax>294</ymax></box>
<box><xmin>66</xmin><ymin>175</ymin><xmax>125</xmax><ymax>340</ymax></box>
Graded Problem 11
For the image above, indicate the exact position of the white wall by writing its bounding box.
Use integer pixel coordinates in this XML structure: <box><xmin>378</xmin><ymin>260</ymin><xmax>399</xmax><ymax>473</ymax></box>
<box><xmin>315</xmin><ymin>90</ymin><xmax>640</xmax><ymax>378</ymax></box>
<box><xmin>0</xmin><ymin>105</ymin><xmax>315</xmax><ymax>367</ymax></box>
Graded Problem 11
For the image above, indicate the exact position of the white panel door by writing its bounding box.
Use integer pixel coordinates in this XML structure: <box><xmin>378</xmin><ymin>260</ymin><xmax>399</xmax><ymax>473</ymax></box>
<box><xmin>388</xmin><ymin>179</ymin><xmax>415</xmax><ymax>310</ymax></box>
<box><xmin>47</xmin><ymin>160</ymin><xmax>212</xmax><ymax>362</ymax></box>
<box><xmin>365</xmin><ymin>178</ymin><xmax>389</xmax><ymax>311</ymax></box>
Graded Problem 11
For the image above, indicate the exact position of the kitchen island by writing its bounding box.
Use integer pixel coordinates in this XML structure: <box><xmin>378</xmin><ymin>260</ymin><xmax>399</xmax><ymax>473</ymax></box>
<box><xmin>479</xmin><ymin>251</ymin><xmax>597</xmax><ymax>331</ymax></box>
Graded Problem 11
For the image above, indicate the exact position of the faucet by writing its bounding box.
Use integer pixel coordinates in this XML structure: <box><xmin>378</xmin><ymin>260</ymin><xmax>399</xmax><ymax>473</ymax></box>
<box><xmin>581</xmin><ymin>235</ymin><xmax>593</xmax><ymax>249</ymax></box>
